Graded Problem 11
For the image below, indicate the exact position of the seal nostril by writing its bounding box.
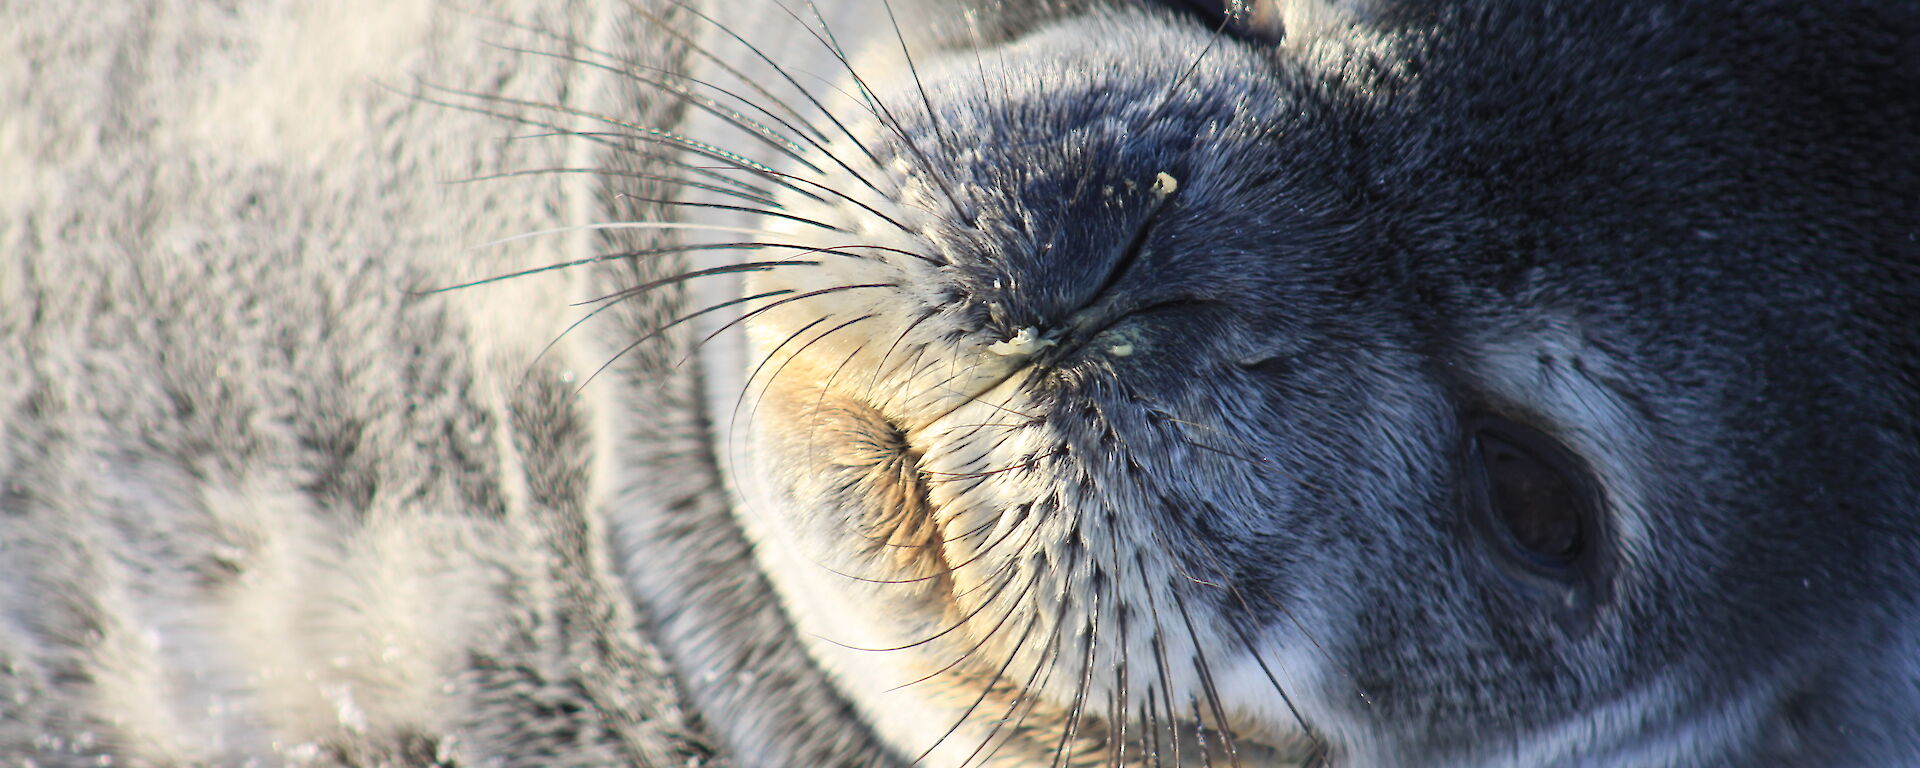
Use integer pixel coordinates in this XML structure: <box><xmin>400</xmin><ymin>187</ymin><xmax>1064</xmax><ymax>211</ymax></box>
<box><xmin>1080</xmin><ymin>173</ymin><xmax>1180</xmax><ymax>316</ymax></box>
<box><xmin>1041</xmin><ymin>298</ymin><xmax>1216</xmax><ymax>367</ymax></box>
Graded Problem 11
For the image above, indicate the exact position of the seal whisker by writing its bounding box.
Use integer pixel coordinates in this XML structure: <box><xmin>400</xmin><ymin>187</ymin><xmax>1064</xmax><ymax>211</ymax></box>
<box><xmin>577</xmin><ymin>281</ymin><xmax>852</xmax><ymax>397</ymax></box>
<box><xmin>932</xmin><ymin>419</ymin><xmax>1037</xmax><ymax>432</ymax></box>
<box><xmin>414</xmin><ymin>78</ymin><xmax>817</xmax><ymax>197</ymax></box>
<box><xmin>1191</xmin><ymin>696</ymin><xmax>1219</xmax><ymax>768</ymax></box>
<box><xmin>761</xmin><ymin>0</ymin><xmax>971</xmax><ymax>218</ymax></box>
<box><xmin>510</xmin><ymin>127</ymin><xmax>789</xmax><ymax>197</ymax></box>
<box><xmin>447</xmin><ymin>167</ymin><xmax>782</xmax><ymax>207</ymax></box>
<box><xmin>920</xmin><ymin>450</ymin><xmax>1060</xmax><ymax>482</ymax></box>
<box><xmin>466</xmin><ymin>9</ymin><xmax>840</xmax><ymax>155</ymax></box>
<box><xmin>482</xmin><ymin>40</ymin><xmax>824</xmax><ymax>174</ymax></box>
<box><xmin>604</xmin><ymin>192</ymin><xmax>848</xmax><ymax>232</ymax></box>
<box><xmin>738</xmin><ymin>314</ymin><xmax>879</xmax><ymax>438</ymax></box>
<box><xmin>840</xmin><ymin>493</ymin><xmax>1030</xmax><ymax>584</ymax></box>
<box><xmin>1146</xmin><ymin>408</ymin><xmax>1369</xmax><ymax>719</ymax></box>
<box><xmin>948</xmin><ymin>515</ymin><xmax>1048</xmax><ymax>600</ymax></box>
<box><xmin>685</xmin><ymin>281</ymin><xmax>896</xmax><ymax>367</ymax></box>
<box><xmin>724</xmin><ymin>311</ymin><xmax>873</xmax><ymax>526</ymax></box>
<box><xmin>417</xmin><ymin>80</ymin><xmax>832</xmax><ymax>203</ymax></box>
<box><xmin>826</xmin><ymin>243</ymin><xmax>944</xmax><ymax>265</ymax></box>
<box><xmin>960</xmin><ymin>555</ymin><xmax>1077</xmax><ymax>768</ymax></box>
<box><xmin>522</xmin><ymin>288</ymin><xmax>792</xmax><ymax>390</ymax></box>
<box><xmin>820</xmin><ymin>542</ymin><xmax>1031</xmax><ymax>654</ymax></box>
<box><xmin>417</xmin><ymin>241</ymin><xmax>778</xmax><ymax>295</ymax></box>
<box><xmin>878</xmin><ymin>0</ymin><xmax>961</xmax><ymax>183</ymax></box>
<box><xmin>468</xmin><ymin>221</ymin><xmax>783</xmax><ymax>250</ymax></box>
<box><xmin>1142</xmin><ymin>696</ymin><xmax>1165</xmax><ymax>768</ymax></box>
<box><xmin>1101</xmin><ymin>517</ymin><xmax>1134</xmax><ymax>768</ymax></box>
<box><xmin>810</xmin><ymin>495</ymin><xmax>1006</xmax><ymax>583</ymax></box>
<box><xmin>550</xmin><ymin>34</ymin><xmax>898</xmax><ymax>197</ymax></box>
<box><xmin>800</xmin><ymin>339</ymin><xmax>874</xmax><ymax>466</ymax></box>
<box><xmin>574</xmin><ymin>258</ymin><xmax>825</xmax><ymax>307</ymax></box>
<box><xmin>931</xmin><ymin>506</ymin><xmax>1007</xmax><ymax>548</ymax></box>
<box><xmin>1224</xmin><ymin>619</ymin><xmax>1319</xmax><ymax>753</ymax></box>
<box><xmin>1173</xmin><ymin>579</ymin><xmax>1242</xmax><ymax>767</ymax></box>
<box><xmin>746</xmin><ymin>168</ymin><xmax>925</xmax><ymax>236</ymax></box>
<box><xmin>906</xmin><ymin>611</ymin><xmax>1044</xmax><ymax>766</ymax></box>
<box><xmin>729</xmin><ymin>314</ymin><xmax>835</xmax><ymax>439</ymax></box>
<box><xmin>1134</xmin><ymin>9</ymin><xmax>1235</xmax><ymax>132</ymax></box>
<box><xmin>917</xmin><ymin>363</ymin><xmax>1048</xmax><ymax>430</ymax></box>
<box><xmin>959</xmin><ymin>7</ymin><xmax>1016</xmax><ymax>151</ymax></box>
<box><xmin>654</xmin><ymin>0</ymin><xmax>887</xmax><ymax>167</ymax></box>
<box><xmin>824</xmin><ymin>498</ymin><xmax>1015</xmax><ymax>584</ymax></box>
<box><xmin>406</xmin><ymin>93</ymin><xmax>785</xmax><ymax>200</ymax></box>
<box><xmin>1137</xmin><ymin>552</ymin><xmax>1184</xmax><ymax>768</ymax></box>
<box><xmin>890</xmin><ymin>575</ymin><xmax>1039</xmax><ymax>693</ymax></box>
<box><xmin>919</xmin><ymin>427</ymin><xmax>1029</xmax><ymax>479</ymax></box>
<box><xmin>550</xmin><ymin>131</ymin><xmax>797</xmax><ymax>196</ymax></box>
<box><xmin>864</xmin><ymin>308</ymin><xmax>939</xmax><ymax>392</ymax></box>
<box><xmin>1048</xmin><ymin>569</ymin><xmax>1101</xmax><ymax>768</ymax></box>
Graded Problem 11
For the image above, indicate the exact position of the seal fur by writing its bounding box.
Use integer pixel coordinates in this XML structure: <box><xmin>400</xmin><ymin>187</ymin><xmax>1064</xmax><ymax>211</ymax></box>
<box><xmin>4</xmin><ymin>0</ymin><xmax>1918</xmax><ymax>766</ymax></box>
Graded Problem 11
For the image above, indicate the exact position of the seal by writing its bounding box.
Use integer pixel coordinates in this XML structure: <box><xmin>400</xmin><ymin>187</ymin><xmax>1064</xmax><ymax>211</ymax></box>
<box><xmin>4</xmin><ymin>0</ymin><xmax>1916</xmax><ymax>766</ymax></box>
<box><xmin>649</xmin><ymin>0</ymin><xmax>1920</xmax><ymax>765</ymax></box>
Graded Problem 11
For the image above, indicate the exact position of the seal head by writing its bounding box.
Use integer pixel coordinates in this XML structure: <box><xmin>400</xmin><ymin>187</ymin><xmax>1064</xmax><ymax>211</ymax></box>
<box><xmin>720</xmin><ymin>0</ymin><xmax>1920</xmax><ymax>764</ymax></box>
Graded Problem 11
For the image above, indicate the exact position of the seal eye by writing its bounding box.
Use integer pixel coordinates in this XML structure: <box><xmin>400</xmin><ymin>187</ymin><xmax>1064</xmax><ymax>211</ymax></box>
<box><xmin>1467</xmin><ymin>416</ymin><xmax>1594</xmax><ymax>572</ymax></box>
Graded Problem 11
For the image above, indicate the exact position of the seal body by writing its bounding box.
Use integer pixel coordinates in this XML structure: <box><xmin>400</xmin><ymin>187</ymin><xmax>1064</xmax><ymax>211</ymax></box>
<box><xmin>4</xmin><ymin>0</ymin><xmax>1917</xmax><ymax>766</ymax></box>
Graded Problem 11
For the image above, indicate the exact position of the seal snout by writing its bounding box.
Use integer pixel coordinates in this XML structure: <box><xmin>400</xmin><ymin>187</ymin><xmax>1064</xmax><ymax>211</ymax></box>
<box><xmin>965</xmin><ymin>167</ymin><xmax>1192</xmax><ymax>372</ymax></box>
